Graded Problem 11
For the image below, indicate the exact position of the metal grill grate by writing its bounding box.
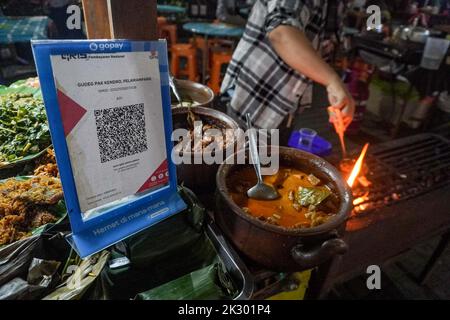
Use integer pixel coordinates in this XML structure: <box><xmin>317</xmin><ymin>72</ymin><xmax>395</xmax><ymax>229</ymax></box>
<box><xmin>351</xmin><ymin>134</ymin><xmax>450</xmax><ymax>215</ymax></box>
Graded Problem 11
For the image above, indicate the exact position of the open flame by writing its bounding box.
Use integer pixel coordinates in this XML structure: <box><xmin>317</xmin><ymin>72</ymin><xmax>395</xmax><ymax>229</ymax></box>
<box><xmin>347</xmin><ymin>143</ymin><xmax>370</xmax><ymax>187</ymax></box>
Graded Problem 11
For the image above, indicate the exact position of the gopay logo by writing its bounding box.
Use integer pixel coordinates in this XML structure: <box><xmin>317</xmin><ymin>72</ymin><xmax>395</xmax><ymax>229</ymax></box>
<box><xmin>89</xmin><ymin>42</ymin><xmax>124</xmax><ymax>52</ymax></box>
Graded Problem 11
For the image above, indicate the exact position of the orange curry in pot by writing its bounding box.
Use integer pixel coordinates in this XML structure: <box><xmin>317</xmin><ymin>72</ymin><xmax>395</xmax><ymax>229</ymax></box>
<box><xmin>227</xmin><ymin>167</ymin><xmax>337</xmax><ymax>229</ymax></box>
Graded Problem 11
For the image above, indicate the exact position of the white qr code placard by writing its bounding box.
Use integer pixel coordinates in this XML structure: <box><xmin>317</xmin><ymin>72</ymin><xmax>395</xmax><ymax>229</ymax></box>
<box><xmin>50</xmin><ymin>51</ymin><xmax>169</xmax><ymax>215</ymax></box>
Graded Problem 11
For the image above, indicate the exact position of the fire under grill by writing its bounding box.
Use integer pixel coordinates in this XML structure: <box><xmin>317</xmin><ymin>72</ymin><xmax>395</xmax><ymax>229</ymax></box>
<box><xmin>348</xmin><ymin>134</ymin><xmax>450</xmax><ymax>215</ymax></box>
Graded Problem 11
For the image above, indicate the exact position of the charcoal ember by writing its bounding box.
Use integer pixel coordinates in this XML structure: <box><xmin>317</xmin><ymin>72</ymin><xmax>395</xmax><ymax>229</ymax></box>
<box><xmin>357</xmin><ymin>176</ymin><xmax>372</xmax><ymax>187</ymax></box>
<box><xmin>392</xmin><ymin>193</ymin><xmax>400</xmax><ymax>201</ymax></box>
<box><xmin>353</xmin><ymin>190</ymin><xmax>366</xmax><ymax>197</ymax></box>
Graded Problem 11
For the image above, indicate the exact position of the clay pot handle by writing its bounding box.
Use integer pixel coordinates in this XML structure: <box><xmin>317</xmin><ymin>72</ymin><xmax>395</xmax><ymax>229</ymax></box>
<box><xmin>291</xmin><ymin>238</ymin><xmax>348</xmax><ymax>269</ymax></box>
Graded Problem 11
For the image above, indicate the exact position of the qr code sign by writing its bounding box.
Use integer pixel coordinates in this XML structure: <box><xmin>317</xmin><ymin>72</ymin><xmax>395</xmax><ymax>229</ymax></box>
<box><xmin>94</xmin><ymin>104</ymin><xmax>148</xmax><ymax>163</ymax></box>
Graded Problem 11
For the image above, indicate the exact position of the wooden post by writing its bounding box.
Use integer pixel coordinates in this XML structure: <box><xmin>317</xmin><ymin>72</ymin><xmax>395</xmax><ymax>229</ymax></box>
<box><xmin>82</xmin><ymin>0</ymin><xmax>111</xmax><ymax>39</ymax></box>
<box><xmin>107</xmin><ymin>0</ymin><xmax>157</xmax><ymax>40</ymax></box>
<box><xmin>82</xmin><ymin>0</ymin><xmax>157</xmax><ymax>40</ymax></box>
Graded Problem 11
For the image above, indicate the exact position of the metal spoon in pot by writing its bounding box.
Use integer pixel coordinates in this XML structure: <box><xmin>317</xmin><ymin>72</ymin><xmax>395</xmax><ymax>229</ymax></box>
<box><xmin>246</xmin><ymin>113</ymin><xmax>280</xmax><ymax>201</ymax></box>
<box><xmin>169</xmin><ymin>74</ymin><xmax>196</xmax><ymax>128</ymax></box>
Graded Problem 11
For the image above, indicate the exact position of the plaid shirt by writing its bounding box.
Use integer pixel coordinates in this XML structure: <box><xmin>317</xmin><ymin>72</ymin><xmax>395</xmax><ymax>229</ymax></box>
<box><xmin>221</xmin><ymin>0</ymin><xmax>329</xmax><ymax>129</ymax></box>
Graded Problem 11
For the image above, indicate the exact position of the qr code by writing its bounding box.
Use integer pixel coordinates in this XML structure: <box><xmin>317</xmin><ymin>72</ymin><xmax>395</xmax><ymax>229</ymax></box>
<box><xmin>94</xmin><ymin>103</ymin><xmax>148</xmax><ymax>163</ymax></box>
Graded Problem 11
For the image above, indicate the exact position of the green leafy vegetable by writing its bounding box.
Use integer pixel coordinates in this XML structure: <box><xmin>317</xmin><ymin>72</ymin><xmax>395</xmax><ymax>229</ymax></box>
<box><xmin>0</xmin><ymin>93</ymin><xmax>50</xmax><ymax>164</ymax></box>
<box><xmin>295</xmin><ymin>186</ymin><xmax>332</xmax><ymax>207</ymax></box>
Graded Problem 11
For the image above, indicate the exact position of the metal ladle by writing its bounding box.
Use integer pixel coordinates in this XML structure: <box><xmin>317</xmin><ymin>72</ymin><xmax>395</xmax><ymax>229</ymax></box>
<box><xmin>169</xmin><ymin>74</ymin><xmax>183</xmax><ymax>106</ymax></box>
<box><xmin>246</xmin><ymin>113</ymin><xmax>280</xmax><ymax>201</ymax></box>
<box><xmin>169</xmin><ymin>74</ymin><xmax>196</xmax><ymax>128</ymax></box>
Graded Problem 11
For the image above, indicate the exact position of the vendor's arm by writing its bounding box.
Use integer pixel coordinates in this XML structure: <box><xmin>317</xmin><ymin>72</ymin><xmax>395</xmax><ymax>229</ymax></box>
<box><xmin>268</xmin><ymin>26</ymin><xmax>338</xmax><ymax>90</ymax></box>
<box><xmin>268</xmin><ymin>26</ymin><xmax>354</xmax><ymax>127</ymax></box>
<box><xmin>264</xmin><ymin>0</ymin><xmax>355</xmax><ymax>128</ymax></box>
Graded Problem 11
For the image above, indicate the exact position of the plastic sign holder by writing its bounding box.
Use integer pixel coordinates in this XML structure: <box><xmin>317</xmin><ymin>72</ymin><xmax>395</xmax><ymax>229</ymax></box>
<box><xmin>32</xmin><ymin>40</ymin><xmax>186</xmax><ymax>258</ymax></box>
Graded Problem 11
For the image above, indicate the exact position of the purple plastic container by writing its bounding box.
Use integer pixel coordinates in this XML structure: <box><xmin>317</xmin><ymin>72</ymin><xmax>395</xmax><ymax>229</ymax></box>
<box><xmin>287</xmin><ymin>130</ymin><xmax>333</xmax><ymax>157</ymax></box>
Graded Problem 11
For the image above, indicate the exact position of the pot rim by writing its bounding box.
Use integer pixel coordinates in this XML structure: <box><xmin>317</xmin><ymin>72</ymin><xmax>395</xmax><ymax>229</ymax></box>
<box><xmin>216</xmin><ymin>146</ymin><xmax>353</xmax><ymax>236</ymax></box>
<box><xmin>172</xmin><ymin>106</ymin><xmax>243</xmax><ymax>157</ymax></box>
<box><xmin>170</xmin><ymin>79</ymin><xmax>215</xmax><ymax>108</ymax></box>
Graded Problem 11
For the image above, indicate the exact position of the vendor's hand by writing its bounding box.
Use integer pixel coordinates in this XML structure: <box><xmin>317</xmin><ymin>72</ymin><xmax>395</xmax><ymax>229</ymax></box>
<box><xmin>326</xmin><ymin>76</ymin><xmax>355</xmax><ymax>130</ymax></box>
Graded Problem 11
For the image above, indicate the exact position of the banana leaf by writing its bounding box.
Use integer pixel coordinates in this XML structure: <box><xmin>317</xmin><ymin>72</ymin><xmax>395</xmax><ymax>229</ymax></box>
<box><xmin>0</xmin><ymin>146</ymin><xmax>51</xmax><ymax>170</ymax></box>
<box><xmin>43</xmin><ymin>251</ymin><xmax>110</xmax><ymax>301</ymax></box>
<box><xmin>135</xmin><ymin>263</ymin><xmax>236</xmax><ymax>300</ymax></box>
<box><xmin>0</xmin><ymin>258</ymin><xmax>61</xmax><ymax>300</ymax></box>
<box><xmin>0</xmin><ymin>230</ymin><xmax>71</xmax><ymax>295</ymax></box>
<box><xmin>0</xmin><ymin>79</ymin><xmax>42</xmax><ymax>99</ymax></box>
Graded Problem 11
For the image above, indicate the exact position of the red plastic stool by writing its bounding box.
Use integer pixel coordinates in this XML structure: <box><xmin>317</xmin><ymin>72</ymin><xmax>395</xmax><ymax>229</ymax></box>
<box><xmin>170</xmin><ymin>43</ymin><xmax>198</xmax><ymax>81</ymax></box>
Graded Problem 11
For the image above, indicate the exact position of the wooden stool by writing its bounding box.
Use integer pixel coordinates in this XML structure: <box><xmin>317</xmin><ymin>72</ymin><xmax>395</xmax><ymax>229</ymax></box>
<box><xmin>157</xmin><ymin>16</ymin><xmax>167</xmax><ymax>27</ymax></box>
<box><xmin>160</xmin><ymin>24</ymin><xmax>178</xmax><ymax>46</ymax></box>
<box><xmin>157</xmin><ymin>17</ymin><xmax>167</xmax><ymax>37</ymax></box>
<box><xmin>208</xmin><ymin>50</ymin><xmax>232</xmax><ymax>94</ymax></box>
<box><xmin>157</xmin><ymin>17</ymin><xmax>177</xmax><ymax>46</ymax></box>
<box><xmin>170</xmin><ymin>43</ymin><xmax>198</xmax><ymax>81</ymax></box>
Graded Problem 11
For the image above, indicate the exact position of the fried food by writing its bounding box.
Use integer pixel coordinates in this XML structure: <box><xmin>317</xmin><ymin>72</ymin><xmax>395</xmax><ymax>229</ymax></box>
<box><xmin>34</xmin><ymin>163</ymin><xmax>59</xmax><ymax>178</ymax></box>
<box><xmin>33</xmin><ymin>148</ymin><xmax>59</xmax><ymax>178</ymax></box>
<box><xmin>0</xmin><ymin>176</ymin><xmax>62</xmax><ymax>246</ymax></box>
<box><xmin>18</xmin><ymin>186</ymin><xmax>63</xmax><ymax>205</ymax></box>
<box><xmin>28</xmin><ymin>209</ymin><xmax>58</xmax><ymax>228</ymax></box>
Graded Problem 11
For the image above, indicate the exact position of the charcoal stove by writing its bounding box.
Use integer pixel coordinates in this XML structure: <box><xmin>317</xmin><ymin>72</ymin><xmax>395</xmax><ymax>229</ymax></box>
<box><xmin>313</xmin><ymin>133</ymin><xmax>450</xmax><ymax>298</ymax></box>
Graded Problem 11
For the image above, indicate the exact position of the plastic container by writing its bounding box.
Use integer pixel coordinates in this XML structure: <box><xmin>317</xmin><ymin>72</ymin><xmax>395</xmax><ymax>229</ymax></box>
<box><xmin>297</xmin><ymin>128</ymin><xmax>317</xmax><ymax>152</ymax></box>
<box><xmin>288</xmin><ymin>129</ymin><xmax>332</xmax><ymax>157</ymax></box>
<box><xmin>421</xmin><ymin>37</ymin><xmax>450</xmax><ymax>70</ymax></box>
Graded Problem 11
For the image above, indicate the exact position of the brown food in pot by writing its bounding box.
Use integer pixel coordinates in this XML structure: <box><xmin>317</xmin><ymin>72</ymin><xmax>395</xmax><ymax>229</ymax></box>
<box><xmin>227</xmin><ymin>167</ymin><xmax>336</xmax><ymax>229</ymax></box>
<box><xmin>174</xmin><ymin>121</ymin><xmax>234</xmax><ymax>154</ymax></box>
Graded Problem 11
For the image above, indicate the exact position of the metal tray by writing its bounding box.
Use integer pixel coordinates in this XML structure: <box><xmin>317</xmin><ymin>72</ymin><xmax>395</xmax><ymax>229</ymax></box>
<box><xmin>205</xmin><ymin>217</ymin><xmax>254</xmax><ymax>300</ymax></box>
